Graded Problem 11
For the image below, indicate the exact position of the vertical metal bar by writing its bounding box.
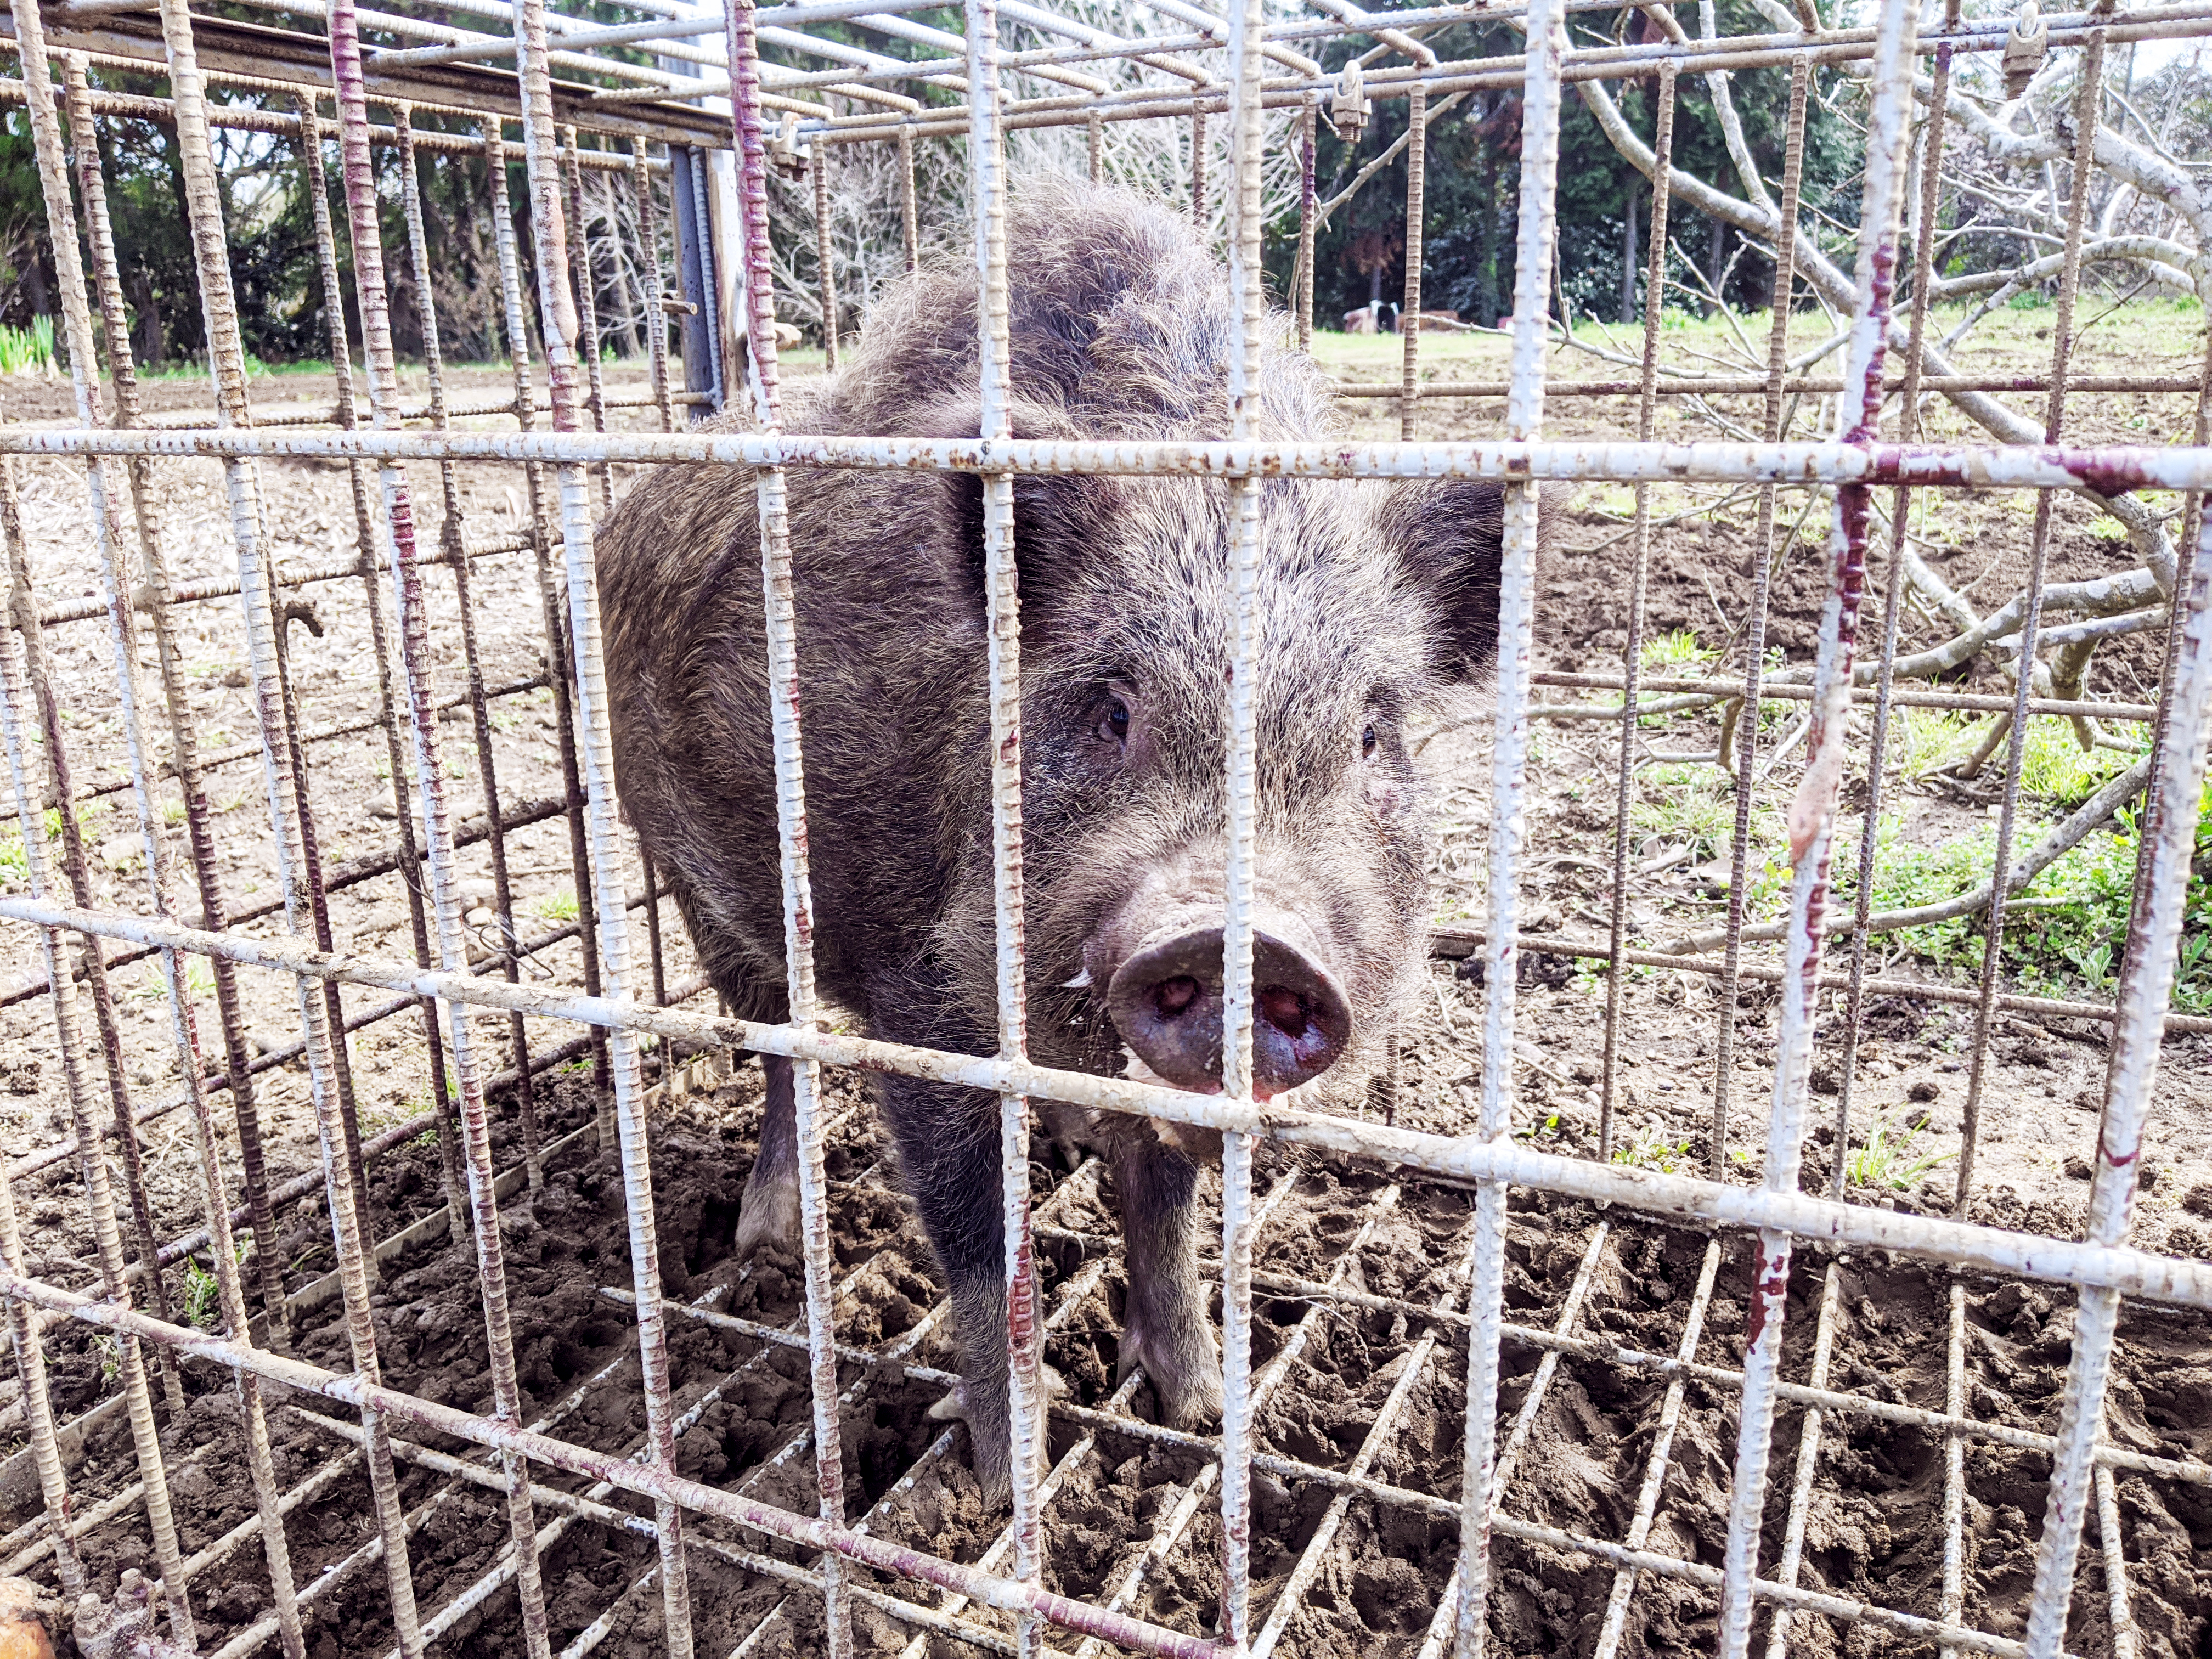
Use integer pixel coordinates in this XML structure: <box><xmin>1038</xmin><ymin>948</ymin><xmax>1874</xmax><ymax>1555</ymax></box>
<box><xmin>689</xmin><ymin>151</ymin><xmax>726</xmax><ymax>411</ymax></box>
<box><xmin>1716</xmin><ymin>4</ymin><xmax>1917</xmax><ymax>1652</ymax></box>
<box><xmin>724</xmin><ymin>7</ymin><xmax>840</xmax><ymax>1653</ymax></box>
<box><xmin>84</xmin><ymin>55</ymin><xmax>288</xmax><ymax>1340</ymax></box>
<box><xmin>1837</xmin><ymin>0</ymin><xmax>1957</xmax><ymax>1199</ymax></box>
<box><xmin>1709</xmin><ymin>53</ymin><xmax>1810</xmax><ymax>1178</ymax></box>
<box><xmin>1453</xmin><ymin>0</ymin><xmax>1564</xmax><ymax>1647</ymax></box>
<box><xmin>24</xmin><ymin>29</ymin><xmax>186</xmax><ymax>1417</ymax></box>
<box><xmin>2023</xmin><ymin>228</ymin><xmax>2210</xmax><ymax>1659</ymax></box>
<box><xmin>325</xmin><ymin>23</ymin><xmax>555</xmax><ymax>1654</ymax></box>
<box><xmin>632</xmin><ymin>137</ymin><xmax>676</xmax><ymax>434</ymax></box>
<box><xmin>1190</xmin><ymin>106</ymin><xmax>1206</xmax><ymax>229</ymax></box>
<box><xmin>485</xmin><ymin>114</ymin><xmax>613</xmax><ymax>1109</ymax></box>
<box><xmin>1598</xmin><ymin>60</ymin><xmax>1674</xmax><ymax>1161</ymax></box>
<box><xmin>5</xmin><ymin>467</ymin><xmax>189</xmax><ymax>1417</ymax></box>
<box><xmin>899</xmin><ymin>123</ymin><xmax>919</xmax><ymax>272</ymax></box>
<box><xmin>2022</xmin><ymin>516</ymin><xmax>2212</xmax><ymax>1658</ymax></box>
<box><xmin>960</xmin><ymin>3</ymin><xmax>1042</xmax><ymax>1653</ymax></box>
<box><xmin>1939</xmin><ymin>1280</ymin><xmax>1968</xmax><ymax>1655</ymax></box>
<box><xmin>303</xmin><ymin>91</ymin><xmax>467</xmax><ymax>1239</ymax></box>
<box><xmin>1398</xmin><ymin>81</ymin><xmax>1425</xmax><ymax>441</ymax></box>
<box><xmin>2094</xmin><ymin>1436</ymin><xmax>2136</xmax><ymax>1659</ymax></box>
<box><xmin>562</xmin><ymin>126</ymin><xmax>616</xmax><ymax>510</ymax></box>
<box><xmin>1296</xmin><ymin>91</ymin><xmax>1316</xmax><ymax>351</ymax></box>
<box><xmin>1085</xmin><ymin>109</ymin><xmax>1102</xmax><ymax>183</ymax></box>
<box><xmin>10</xmin><ymin>13</ymin><xmax>198</xmax><ymax>1640</ymax></box>
<box><xmin>813</xmin><ymin>139</ymin><xmax>841</xmax><ymax>370</ymax></box>
<box><xmin>1953</xmin><ymin>18</ymin><xmax>2108</xmax><ymax>1214</ymax></box>
<box><xmin>515</xmin><ymin>7</ymin><xmax>698</xmax><ymax>1657</ymax></box>
<box><xmin>0</xmin><ymin>477</ymin><xmax>86</xmax><ymax>1606</ymax></box>
<box><xmin>1218</xmin><ymin>0</ymin><xmax>1266</xmax><ymax>1639</ymax></box>
<box><xmin>396</xmin><ymin>100</ymin><xmax>545</xmax><ymax>1191</ymax></box>
<box><xmin>152</xmin><ymin>0</ymin><xmax>430</xmax><ymax>1638</ymax></box>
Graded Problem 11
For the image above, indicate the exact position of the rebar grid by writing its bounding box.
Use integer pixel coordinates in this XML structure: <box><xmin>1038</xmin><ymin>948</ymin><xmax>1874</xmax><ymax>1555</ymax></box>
<box><xmin>3</xmin><ymin>1</ymin><xmax>2211</xmax><ymax>1658</ymax></box>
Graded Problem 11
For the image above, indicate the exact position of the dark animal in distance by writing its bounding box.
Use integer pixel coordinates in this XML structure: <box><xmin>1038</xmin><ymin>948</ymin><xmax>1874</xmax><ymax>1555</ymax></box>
<box><xmin>597</xmin><ymin>180</ymin><xmax>1517</xmax><ymax>1502</ymax></box>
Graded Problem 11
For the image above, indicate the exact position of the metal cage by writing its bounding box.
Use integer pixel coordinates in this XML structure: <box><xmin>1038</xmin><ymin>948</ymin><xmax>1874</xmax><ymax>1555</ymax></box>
<box><xmin>0</xmin><ymin>0</ymin><xmax>2207</xmax><ymax>1655</ymax></box>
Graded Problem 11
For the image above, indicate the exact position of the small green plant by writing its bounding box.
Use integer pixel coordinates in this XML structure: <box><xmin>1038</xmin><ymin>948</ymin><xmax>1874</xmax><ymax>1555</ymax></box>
<box><xmin>1630</xmin><ymin>763</ymin><xmax>1740</xmax><ymax>865</ymax></box>
<box><xmin>1611</xmin><ymin>1121</ymin><xmax>1692</xmax><ymax>1173</ymax></box>
<box><xmin>536</xmin><ymin>888</ymin><xmax>580</xmax><ymax>922</ymax></box>
<box><xmin>1641</xmin><ymin>629</ymin><xmax>1718</xmax><ymax>673</ymax></box>
<box><xmin>183</xmin><ymin>1257</ymin><xmax>222</xmax><ymax>1328</ymax></box>
<box><xmin>93</xmin><ymin>1332</ymin><xmax>122</xmax><ymax>1386</ymax></box>
<box><xmin>1846</xmin><ymin>1108</ymin><xmax>1957</xmax><ymax>1192</ymax></box>
<box><xmin>0</xmin><ymin>317</ymin><xmax>55</xmax><ymax>375</ymax></box>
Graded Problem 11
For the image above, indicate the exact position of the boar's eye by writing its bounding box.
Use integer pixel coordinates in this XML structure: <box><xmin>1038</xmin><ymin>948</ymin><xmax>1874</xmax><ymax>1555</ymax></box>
<box><xmin>1361</xmin><ymin>724</ymin><xmax>1378</xmax><ymax>760</ymax></box>
<box><xmin>1098</xmin><ymin>697</ymin><xmax>1131</xmax><ymax>750</ymax></box>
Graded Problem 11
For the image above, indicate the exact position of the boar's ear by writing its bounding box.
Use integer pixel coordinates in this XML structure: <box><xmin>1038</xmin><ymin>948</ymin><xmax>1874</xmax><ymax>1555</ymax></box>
<box><xmin>1378</xmin><ymin>478</ymin><xmax>1567</xmax><ymax>685</ymax></box>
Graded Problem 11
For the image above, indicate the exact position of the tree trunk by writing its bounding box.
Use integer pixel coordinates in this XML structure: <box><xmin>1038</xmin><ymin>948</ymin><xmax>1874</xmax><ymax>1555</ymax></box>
<box><xmin>1622</xmin><ymin>187</ymin><xmax>1639</xmax><ymax>323</ymax></box>
<box><xmin>1475</xmin><ymin>97</ymin><xmax>1500</xmax><ymax>326</ymax></box>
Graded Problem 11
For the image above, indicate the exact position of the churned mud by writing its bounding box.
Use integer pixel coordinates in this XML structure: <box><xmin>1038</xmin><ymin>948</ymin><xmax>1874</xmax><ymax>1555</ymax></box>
<box><xmin>13</xmin><ymin>1055</ymin><xmax>2211</xmax><ymax>1657</ymax></box>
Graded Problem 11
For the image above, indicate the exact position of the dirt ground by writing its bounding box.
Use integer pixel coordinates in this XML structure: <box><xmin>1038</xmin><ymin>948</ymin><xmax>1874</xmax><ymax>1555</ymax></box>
<box><xmin>2</xmin><ymin>328</ymin><xmax>2210</xmax><ymax>1657</ymax></box>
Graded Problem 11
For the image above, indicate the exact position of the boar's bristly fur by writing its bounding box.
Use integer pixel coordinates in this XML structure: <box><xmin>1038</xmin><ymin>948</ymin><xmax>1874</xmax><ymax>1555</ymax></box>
<box><xmin>597</xmin><ymin>180</ymin><xmax>1521</xmax><ymax>1503</ymax></box>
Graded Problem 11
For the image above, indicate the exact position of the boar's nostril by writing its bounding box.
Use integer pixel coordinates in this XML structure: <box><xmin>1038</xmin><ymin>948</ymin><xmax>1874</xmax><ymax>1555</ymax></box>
<box><xmin>1156</xmin><ymin>976</ymin><xmax>1201</xmax><ymax>1018</ymax></box>
<box><xmin>1259</xmin><ymin>985</ymin><xmax>1307</xmax><ymax>1036</ymax></box>
<box><xmin>1105</xmin><ymin>926</ymin><xmax>1352</xmax><ymax>1098</ymax></box>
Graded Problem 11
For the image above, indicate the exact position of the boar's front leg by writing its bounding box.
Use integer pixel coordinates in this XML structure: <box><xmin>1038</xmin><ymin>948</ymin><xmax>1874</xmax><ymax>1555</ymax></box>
<box><xmin>1110</xmin><ymin>1126</ymin><xmax>1222</xmax><ymax>1430</ymax></box>
<box><xmin>876</xmin><ymin>1071</ymin><xmax>1025</xmax><ymax>1503</ymax></box>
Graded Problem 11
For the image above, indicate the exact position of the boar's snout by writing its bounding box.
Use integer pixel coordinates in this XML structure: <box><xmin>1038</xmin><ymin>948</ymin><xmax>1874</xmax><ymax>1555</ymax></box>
<box><xmin>1105</xmin><ymin>925</ymin><xmax>1351</xmax><ymax>1098</ymax></box>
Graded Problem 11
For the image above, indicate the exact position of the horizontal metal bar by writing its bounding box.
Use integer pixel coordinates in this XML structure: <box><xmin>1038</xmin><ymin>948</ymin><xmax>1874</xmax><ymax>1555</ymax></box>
<box><xmin>1427</xmin><ymin>928</ymin><xmax>2212</xmax><ymax>1037</ymax></box>
<box><xmin>4</xmin><ymin>424</ymin><xmax>2208</xmax><ymax>490</ymax></box>
<box><xmin>1338</xmin><ymin>375</ymin><xmax>2212</xmax><ymax>399</ymax></box>
<box><xmin>34</xmin><ymin>537</ymin><xmax>529</xmax><ymax>628</ymax></box>
<box><xmin>1530</xmin><ymin>670</ymin><xmax>2162</xmax><ymax>724</ymax></box>
<box><xmin>4</xmin><ymin>894</ymin><xmax>2208</xmax><ymax>1308</ymax></box>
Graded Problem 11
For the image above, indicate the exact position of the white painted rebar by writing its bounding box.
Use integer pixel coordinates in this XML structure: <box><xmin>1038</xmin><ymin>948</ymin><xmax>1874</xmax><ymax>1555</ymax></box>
<box><xmin>1714</xmin><ymin>0</ymin><xmax>1918</xmax><ymax>1650</ymax></box>
<box><xmin>2020</xmin><ymin>445</ymin><xmax>2212</xmax><ymax>1659</ymax></box>
<box><xmin>1453</xmin><ymin>0</ymin><xmax>1564</xmax><ymax>1647</ymax></box>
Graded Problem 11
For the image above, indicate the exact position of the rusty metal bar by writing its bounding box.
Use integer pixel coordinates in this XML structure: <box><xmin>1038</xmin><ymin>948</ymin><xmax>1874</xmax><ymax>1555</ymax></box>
<box><xmin>1709</xmin><ymin>50</ymin><xmax>1812</xmax><ymax>1180</ymax></box>
<box><xmin>1598</xmin><ymin>58</ymin><xmax>1674</xmax><ymax>1160</ymax></box>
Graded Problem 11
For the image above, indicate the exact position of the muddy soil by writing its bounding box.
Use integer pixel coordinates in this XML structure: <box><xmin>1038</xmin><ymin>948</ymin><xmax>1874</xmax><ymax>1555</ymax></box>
<box><xmin>13</xmin><ymin>1060</ymin><xmax>2211</xmax><ymax>1658</ymax></box>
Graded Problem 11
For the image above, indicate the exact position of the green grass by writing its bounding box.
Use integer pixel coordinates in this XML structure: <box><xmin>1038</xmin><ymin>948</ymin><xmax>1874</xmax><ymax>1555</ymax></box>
<box><xmin>183</xmin><ymin>1257</ymin><xmax>222</xmax><ymax>1329</ymax></box>
<box><xmin>0</xmin><ymin>318</ymin><xmax>54</xmax><ymax>375</ymax></box>
<box><xmin>535</xmin><ymin>889</ymin><xmax>580</xmax><ymax>923</ymax></box>
<box><xmin>1834</xmin><ymin>777</ymin><xmax>2212</xmax><ymax>1013</ymax></box>
<box><xmin>1846</xmin><ymin>1107</ymin><xmax>1956</xmax><ymax>1193</ymax></box>
<box><xmin>1611</xmin><ymin>1121</ymin><xmax>1694</xmax><ymax>1173</ymax></box>
<box><xmin>1641</xmin><ymin>628</ymin><xmax>1719</xmax><ymax>673</ymax></box>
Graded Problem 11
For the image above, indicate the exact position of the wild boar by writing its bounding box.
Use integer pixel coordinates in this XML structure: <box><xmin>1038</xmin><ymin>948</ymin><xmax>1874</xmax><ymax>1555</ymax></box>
<box><xmin>597</xmin><ymin>180</ymin><xmax>1512</xmax><ymax>1500</ymax></box>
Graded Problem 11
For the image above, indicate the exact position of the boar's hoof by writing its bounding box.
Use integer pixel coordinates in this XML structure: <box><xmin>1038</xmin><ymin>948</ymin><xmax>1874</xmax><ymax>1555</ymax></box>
<box><xmin>1117</xmin><ymin>1323</ymin><xmax>1223</xmax><ymax>1430</ymax></box>
<box><xmin>929</xmin><ymin>1367</ymin><xmax>1067</xmax><ymax>1505</ymax></box>
<box><xmin>733</xmin><ymin>1169</ymin><xmax>802</xmax><ymax>1258</ymax></box>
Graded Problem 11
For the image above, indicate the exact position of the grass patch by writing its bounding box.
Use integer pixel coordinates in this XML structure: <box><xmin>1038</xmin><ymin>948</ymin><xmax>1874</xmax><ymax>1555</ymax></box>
<box><xmin>1641</xmin><ymin>628</ymin><xmax>1719</xmax><ymax>673</ymax></box>
<box><xmin>535</xmin><ymin>889</ymin><xmax>580</xmax><ymax>922</ymax></box>
<box><xmin>1836</xmin><ymin>783</ymin><xmax>2212</xmax><ymax>1013</ymax></box>
<box><xmin>1611</xmin><ymin>1121</ymin><xmax>1694</xmax><ymax>1173</ymax></box>
<box><xmin>1845</xmin><ymin>1106</ymin><xmax>1956</xmax><ymax>1193</ymax></box>
<box><xmin>0</xmin><ymin>318</ymin><xmax>55</xmax><ymax>375</ymax></box>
